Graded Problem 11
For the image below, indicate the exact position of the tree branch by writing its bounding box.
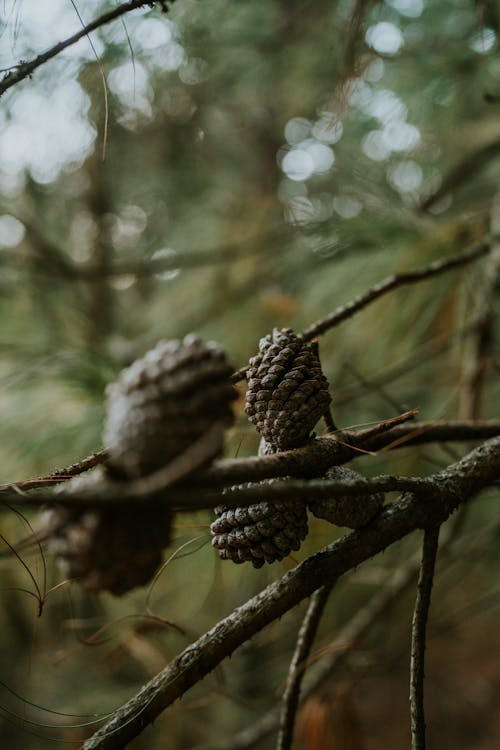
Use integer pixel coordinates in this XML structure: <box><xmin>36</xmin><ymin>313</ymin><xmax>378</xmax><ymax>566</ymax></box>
<box><xmin>3</xmin><ymin>449</ymin><xmax>109</xmax><ymax>493</ymax></box>
<box><xmin>0</xmin><ymin>1</ymin><xmax>165</xmax><ymax>97</ymax></box>
<box><xmin>2</xmin><ymin>419</ymin><xmax>500</xmax><ymax>509</ymax></box>
<box><xmin>230</xmin><ymin>239</ymin><xmax>490</xmax><ymax>383</ymax></box>
<box><xmin>80</xmin><ymin>437</ymin><xmax>500</xmax><ymax>750</ymax></box>
<box><xmin>193</xmin><ymin>517</ymin><xmax>464</xmax><ymax>750</ymax></box>
<box><xmin>410</xmin><ymin>525</ymin><xmax>440</xmax><ymax>750</ymax></box>
<box><xmin>276</xmin><ymin>583</ymin><xmax>334</xmax><ymax>750</ymax></box>
<box><xmin>301</xmin><ymin>240</ymin><xmax>491</xmax><ymax>341</ymax></box>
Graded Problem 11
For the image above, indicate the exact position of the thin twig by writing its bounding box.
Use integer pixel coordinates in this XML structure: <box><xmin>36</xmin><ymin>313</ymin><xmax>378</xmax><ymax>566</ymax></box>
<box><xmin>410</xmin><ymin>525</ymin><xmax>440</xmax><ymax>750</ymax></box>
<box><xmin>0</xmin><ymin>1</ymin><xmax>165</xmax><ymax>97</ymax></box>
<box><xmin>276</xmin><ymin>583</ymin><xmax>335</xmax><ymax>750</ymax></box>
<box><xmin>301</xmin><ymin>240</ymin><xmax>491</xmax><ymax>341</ymax></box>
<box><xmin>0</xmin><ymin>449</ymin><xmax>109</xmax><ymax>494</ymax></box>
<box><xmin>41</xmin><ymin>449</ymin><xmax>109</xmax><ymax>479</ymax></box>
<box><xmin>323</xmin><ymin>407</ymin><xmax>337</xmax><ymax>432</ymax></box>
<box><xmin>230</xmin><ymin>240</ymin><xmax>490</xmax><ymax>383</ymax></box>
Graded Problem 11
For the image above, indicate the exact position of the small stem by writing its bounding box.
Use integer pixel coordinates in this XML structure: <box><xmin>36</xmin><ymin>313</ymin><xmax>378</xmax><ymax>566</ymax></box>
<box><xmin>410</xmin><ymin>525</ymin><xmax>440</xmax><ymax>750</ymax></box>
<box><xmin>0</xmin><ymin>449</ymin><xmax>109</xmax><ymax>494</ymax></box>
<box><xmin>276</xmin><ymin>583</ymin><xmax>335</xmax><ymax>750</ymax></box>
<box><xmin>0</xmin><ymin>2</ymin><xmax>166</xmax><ymax>97</ymax></box>
<box><xmin>323</xmin><ymin>408</ymin><xmax>338</xmax><ymax>432</ymax></box>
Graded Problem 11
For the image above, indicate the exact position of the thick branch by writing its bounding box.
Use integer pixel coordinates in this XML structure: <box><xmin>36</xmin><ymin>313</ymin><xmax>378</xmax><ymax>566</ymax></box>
<box><xmin>0</xmin><ymin>1</ymin><xmax>164</xmax><ymax>97</ymax></box>
<box><xmin>2</xmin><ymin>420</ymin><xmax>500</xmax><ymax>509</ymax></box>
<box><xmin>410</xmin><ymin>525</ymin><xmax>440</xmax><ymax>750</ymax></box>
<box><xmin>81</xmin><ymin>437</ymin><xmax>500</xmax><ymax>750</ymax></box>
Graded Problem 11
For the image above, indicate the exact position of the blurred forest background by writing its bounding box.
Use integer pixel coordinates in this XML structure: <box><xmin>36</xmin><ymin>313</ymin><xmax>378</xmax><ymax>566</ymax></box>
<box><xmin>0</xmin><ymin>0</ymin><xmax>500</xmax><ymax>748</ymax></box>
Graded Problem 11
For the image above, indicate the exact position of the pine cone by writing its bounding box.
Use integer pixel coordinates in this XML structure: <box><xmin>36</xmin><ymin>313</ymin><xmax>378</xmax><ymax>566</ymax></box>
<box><xmin>104</xmin><ymin>335</ymin><xmax>237</xmax><ymax>479</ymax></box>
<box><xmin>308</xmin><ymin>466</ymin><xmax>383</xmax><ymax>528</ymax></box>
<box><xmin>245</xmin><ymin>328</ymin><xmax>331</xmax><ymax>449</ymax></box>
<box><xmin>211</xmin><ymin>484</ymin><xmax>308</xmax><ymax>568</ymax></box>
<box><xmin>45</xmin><ymin>470</ymin><xmax>172</xmax><ymax>595</ymax></box>
<box><xmin>45</xmin><ymin>335</ymin><xmax>237</xmax><ymax>594</ymax></box>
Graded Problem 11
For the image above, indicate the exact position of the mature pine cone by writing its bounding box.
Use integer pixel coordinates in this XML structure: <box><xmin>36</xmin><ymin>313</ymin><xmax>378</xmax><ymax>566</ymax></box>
<box><xmin>245</xmin><ymin>328</ymin><xmax>331</xmax><ymax>449</ymax></box>
<box><xmin>211</xmin><ymin>484</ymin><xmax>308</xmax><ymax>568</ymax></box>
<box><xmin>45</xmin><ymin>470</ymin><xmax>172</xmax><ymax>595</ymax></box>
<box><xmin>46</xmin><ymin>334</ymin><xmax>236</xmax><ymax>595</ymax></box>
<box><xmin>104</xmin><ymin>335</ymin><xmax>237</xmax><ymax>479</ymax></box>
<box><xmin>308</xmin><ymin>466</ymin><xmax>383</xmax><ymax>528</ymax></box>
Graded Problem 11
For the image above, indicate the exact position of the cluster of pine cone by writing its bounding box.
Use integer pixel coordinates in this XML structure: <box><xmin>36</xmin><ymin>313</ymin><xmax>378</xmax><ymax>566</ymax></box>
<box><xmin>46</xmin><ymin>326</ymin><xmax>382</xmax><ymax>592</ymax></box>
<box><xmin>211</xmin><ymin>328</ymin><xmax>332</xmax><ymax>567</ymax></box>
<box><xmin>211</xmin><ymin>328</ymin><xmax>382</xmax><ymax>567</ymax></box>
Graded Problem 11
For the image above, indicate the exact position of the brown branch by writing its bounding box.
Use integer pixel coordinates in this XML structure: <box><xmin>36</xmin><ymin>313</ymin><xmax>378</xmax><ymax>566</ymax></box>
<box><xmin>2</xmin><ymin>419</ymin><xmax>500</xmax><ymax>510</ymax></box>
<box><xmin>368</xmin><ymin>419</ymin><xmax>500</xmax><ymax>449</ymax></box>
<box><xmin>133</xmin><ymin>409</ymin><xmax>415</xmax><ymax>499</ymax></box>
<box><xmin>202</xmin><ymin>419</ymin><xmax>500</xmax><ymax>489</ymax></box>
<box><xmin>209</xmin><ymin>475</ymin><xmax>433</xmax><ymax>510</ymax></box>
<box><xmin>0</xmin><ymin>473</ymin><xmax>437</xmax><ymax>513</ymax></box>
<box><xmin>0</xmin><ymin>449</ymin><xmax>109</xmax><ymax>494</ymax></box>
<box><xmin>410</xmin><ymin>525</ymin><xmax>440</xmax><ymax>750</ymax></box>
<box><xmin>80</xmin><ymin>437</ymin><xmax>500</xmax><ymax>750</ymax></box>
<box><xmin>0</xmin><ymin>1</ymin><xmax>165</xmax><ymax>97</ymax></box>
<box><xmin>276</xmin><ymin>583</ymin><xmax>334</xmax><ymax>750</ymax></box>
